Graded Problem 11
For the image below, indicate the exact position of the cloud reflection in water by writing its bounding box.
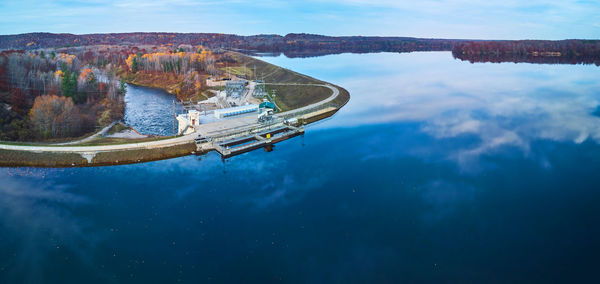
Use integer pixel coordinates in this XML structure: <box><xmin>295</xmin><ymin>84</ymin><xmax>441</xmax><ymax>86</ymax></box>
<box><xmin>261</xmin><ymin>52</ymin><xmax>600</xmax><ymax>167</ymax></box>
<box><xmin>0</xmin><ymin>171</ymin><xmax>104</xmax><ymax>283</ymax></box>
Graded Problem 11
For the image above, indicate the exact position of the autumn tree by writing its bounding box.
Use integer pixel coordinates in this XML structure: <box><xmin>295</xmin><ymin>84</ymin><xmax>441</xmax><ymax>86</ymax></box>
<box><xmin>0</xmin><ymin>106</ymin><xmax>33</xmax><ymax>141</ymax></box>
<box><xmin>75</xmin><ymin>68</ymin><xmax>95</xmax><ymax>103</ymax></box>
<box><xmin>9</xmin><ymin>88</ymin><xmax>27</xmax><ymax>114</ymax></box>
<box><xmin>29</xmin><ymin>94</ymin><xmax>81</xmax><ymax>138</ymax></box>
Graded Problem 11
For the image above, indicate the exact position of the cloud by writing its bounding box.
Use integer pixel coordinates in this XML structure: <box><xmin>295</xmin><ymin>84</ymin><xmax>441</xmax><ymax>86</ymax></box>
<box><xmin>0</xmin><ymin>171</ymin><xmax>106</xmax><ymax>283</ymax></box>
<box><xmin>0</xmin><ymin>0</ymin><xmax>598</xmax><ymax>38</ymax></box>
<box><xmin>260</xmin><ymin>51</ymin><xmax>600</xmax><ymax>172</ymax></box>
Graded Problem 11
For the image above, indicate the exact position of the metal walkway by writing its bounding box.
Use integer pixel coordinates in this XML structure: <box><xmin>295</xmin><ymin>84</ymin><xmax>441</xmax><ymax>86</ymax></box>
<box><xmin>198</xmin><ymin>124</ymin><xmax>304</xmax><ymax>158</ymax></box>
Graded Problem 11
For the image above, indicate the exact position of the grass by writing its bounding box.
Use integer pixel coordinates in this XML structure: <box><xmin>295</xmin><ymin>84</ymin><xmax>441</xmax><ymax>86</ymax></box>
<box><xmin>209</xmin><ymin>86</ymin><xmax>225</xmax><ymax>91</ymax></box>
<box><xmin>106</xmin><ymin>122</ymin><xmax>129</xmax><ymax>135</ymax></box>
<box><xmin>92</xmin><ymin>142</ymin><xmax>198</xmax><ymax>166</ymax></box>
<box><xmin>0</xmin><ymin>142</ymin><xmax>198</xmax><ymax>167</ymax></box>
<box><xmin>228</xmin><ymin>52</ymin><xmax>323</xmax><ymax>85</ymax></box>
<box><xmin>0</xmin><ymin>150</ymin><xmax>86</xmax><ymax>167</ymax></box>
<box><xmin>265</xmin><ymin>84</ymin><xmax>332</xmax><ymax>112</ymax></box>
<box><xmin>221</xmin><ymin>66</ymin><xmax>253</xmax><ymax>78</ymax></box>
<box><xmin>229</xmin><ymin>51</ymin><xmax>350</xmax><ymax>111</ymax></box>
<box><xmin>70</xmin><ymin>136</ymin><xmax>175</xmax><ymax>146</ymax></box>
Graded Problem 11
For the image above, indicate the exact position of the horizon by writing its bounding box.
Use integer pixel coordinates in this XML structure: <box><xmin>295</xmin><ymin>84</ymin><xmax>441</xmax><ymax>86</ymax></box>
<box><xmin>1</xmin><ymin>0</ymin><xmax>599</xmax><ymax>40</ymax></box>
<box><xmin>1</xmin><ymin>31</ymin><xmax>596</xmax><ymax>42</ymax></box>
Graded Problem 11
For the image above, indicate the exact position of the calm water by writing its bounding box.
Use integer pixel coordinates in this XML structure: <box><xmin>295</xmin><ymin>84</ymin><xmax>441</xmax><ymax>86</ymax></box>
<box><xmin>2</xmin><ymin>52</ymin><xmax>600</xmax><ymax>283</ymax></box>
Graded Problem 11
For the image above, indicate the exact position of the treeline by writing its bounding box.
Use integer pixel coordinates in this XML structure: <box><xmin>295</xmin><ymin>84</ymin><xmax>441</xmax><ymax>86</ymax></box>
<box><xmin>124</xmin><ymin>46</ymin><xmax>217</xmax><ymax>99</ymax></box>
<box><xmin>5</xmin><ymin>33</ymin><xmax>600</xmax><ymax>62</ymax></box>
<box><xmin>452</xmin><ymin>40</ymin><xmax>600</xmax><ymax>65</ymax></box>
<box><xmin>126</xmin><ymin>49</ymin><xmax>215</xmax><ymax>74</ymax></box>
<box><xmin>0</xmin><ymin>32</ymin><xmax>461</xmax><ymax>57</ymax></box>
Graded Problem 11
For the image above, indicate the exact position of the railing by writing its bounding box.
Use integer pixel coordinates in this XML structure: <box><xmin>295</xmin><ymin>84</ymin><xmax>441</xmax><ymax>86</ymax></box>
<box><xmin>202</xmin><ymin>118</ymin><xmax>285</xmax><ymax>143</ymax></box>
<box><xmin>277</xmin><ymin>102</ymin><xmax>339</xmax><ymax>120</ymax></box>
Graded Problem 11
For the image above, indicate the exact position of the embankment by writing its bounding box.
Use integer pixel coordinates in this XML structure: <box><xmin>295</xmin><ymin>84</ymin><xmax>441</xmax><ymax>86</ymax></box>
<box><xmin>0</xmin><ymin>142</ymin><xmax>199</xmax><ymax>167</ymax></box>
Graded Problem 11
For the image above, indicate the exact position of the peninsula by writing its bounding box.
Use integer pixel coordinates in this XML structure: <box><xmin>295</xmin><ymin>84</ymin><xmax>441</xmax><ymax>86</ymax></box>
<box><xmin>0</xmin><ymin>44</ymin><xmax>349</xmax><ymax>167</ymax></box>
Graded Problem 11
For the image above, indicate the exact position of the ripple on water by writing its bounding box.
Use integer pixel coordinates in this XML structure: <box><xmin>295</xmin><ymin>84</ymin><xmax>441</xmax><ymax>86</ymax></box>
<box><xmin>123</xmin><ymin>84</ymin><xmax>184</xmax><ymax>136</ymax></box>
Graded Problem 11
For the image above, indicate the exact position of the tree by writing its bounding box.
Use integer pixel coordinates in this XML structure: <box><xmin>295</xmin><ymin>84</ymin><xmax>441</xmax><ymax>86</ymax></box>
<box><xmin>29</xmin><ymin>95</ymin><xmax>81</xmax><ymax>138</ymax></box>
<box><xmin>132</xmin><ymin>55</ymin><xmax>138</xmax><ymax>73</ymax></box>
<box><xmin>0</xmin><ymin>106</ymin><xmax>33</xmax><ymax>141</ymax></box>
<box><xmin>119</xmin><ymin>78</ymin><xmax>127</xmax><ymax>94</ymax></box>
<box><xmin>61</xmin><ymin>70</ymin><xmax>77</xmax><ymax>99</ymax></box>
<box><xmin>9</xmin><ymin>88</ymin><xmax>27</xmax><ymax>114</ymax></box>
<box><xmin>126</xmin><ymin>54</ymin><xmax>139</xmax><ymax>72</ymax></box>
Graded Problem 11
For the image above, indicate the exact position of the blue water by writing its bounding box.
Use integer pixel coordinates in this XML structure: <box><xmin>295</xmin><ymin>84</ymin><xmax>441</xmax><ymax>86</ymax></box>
<box><xmin>2</xmin><ymin>52</ymin><xmax>600</xmax><ymax>283</ymax></box>
<box><xmin>124</xmin><ymin>84</ymin><xmax>183</xmax><ymax>136</ymax></box>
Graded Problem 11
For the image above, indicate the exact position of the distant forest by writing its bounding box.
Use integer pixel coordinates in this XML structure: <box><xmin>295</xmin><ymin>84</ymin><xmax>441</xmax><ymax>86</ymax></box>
<box><xmin>452</xmin><ymin>40</ymin><xmax>600</xmax><ymax>65</ymax></box>
<box><xmin>0</xmin><ymin>33</ymin><xmax>459</xmax><ymax>57</ymax></box>
<box><xmin>1</xmin><ymin>33</ymin><xmax>599</xmax><ymax>62</ymax></box>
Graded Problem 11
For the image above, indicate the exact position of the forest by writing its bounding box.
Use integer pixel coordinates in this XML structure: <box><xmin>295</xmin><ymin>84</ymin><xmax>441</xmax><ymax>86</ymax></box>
<box><xmin>452</xmin><ymin>40</ymin><xmax>600</xmax><ymax>65</ymax></box>
<box><xmin>0</xmin><ymin>32</ymin><xmax>461</xmax><ymax>57</ymax></box>
<box><xmin>0</xmin><ymin>44</ymin><xmax>217</xmax><ymax>141</ymax></box>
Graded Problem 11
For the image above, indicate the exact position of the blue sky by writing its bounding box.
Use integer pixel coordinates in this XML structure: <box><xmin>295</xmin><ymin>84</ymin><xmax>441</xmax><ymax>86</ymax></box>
<box><xmin>0</xmin><ymin>0</ymin><xmax>598</xmax><ymax>39</ymax></box>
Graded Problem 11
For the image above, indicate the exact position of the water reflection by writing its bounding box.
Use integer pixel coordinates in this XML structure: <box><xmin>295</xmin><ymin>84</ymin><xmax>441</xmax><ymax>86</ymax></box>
<box><xmin>259</xmin><ymin>52</ymin><xmax>600</xmax><ymax>164</ymax></box>
<box><xmin>0</xmin><ymin>171</ymin><xmax>103</xmax><ymax>283</ymax></box>
<box><xmin>1</xmin><ymin>52</ymin><xmax>600</xmax><ymax>282</ymax></box>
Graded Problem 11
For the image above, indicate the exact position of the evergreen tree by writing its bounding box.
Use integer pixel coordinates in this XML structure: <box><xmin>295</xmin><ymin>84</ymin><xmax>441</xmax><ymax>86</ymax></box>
<box><xmin>131</xmin><ymin>56</ymin><xmax>139</xmax><ymax>73</ymax></box>
<box><xmin>119</xmin><ymin>78</ymin><xmax>127</xmax><ymax>95</ymax></box>
<box><xmin>61</xmin><ymin>71</ymin><xmax>78</xmax><ymax>100</ymax></box>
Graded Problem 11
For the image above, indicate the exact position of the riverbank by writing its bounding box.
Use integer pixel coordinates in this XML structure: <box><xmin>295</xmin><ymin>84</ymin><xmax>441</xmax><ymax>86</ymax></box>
<box><xmin>123</xmin><ymin>72</ymin><xmax>201</xmax><ymax>101</ymax></box>
<box><xmin>0</xmin><ymin>53</ymin><xmax>350</xmax><ymax>167</ymax></box>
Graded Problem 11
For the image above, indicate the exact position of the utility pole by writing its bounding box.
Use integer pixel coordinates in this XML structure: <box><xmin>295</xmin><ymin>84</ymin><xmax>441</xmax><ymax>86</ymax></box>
<box><xmin>172</xmin><ymin>100</ymin><xmax>175</xmax><ymax>136</ymax></box>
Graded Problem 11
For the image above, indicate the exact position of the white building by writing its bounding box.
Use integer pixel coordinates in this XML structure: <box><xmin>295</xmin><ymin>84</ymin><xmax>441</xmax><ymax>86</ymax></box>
<box><xmin>213</xmin><ymin>104</ymin><xmax>258</xmax><ymax>119</ymax></box>
<box><xmin>176</xmin><ymin>110</ymin><xmax>200</xmax><ymax>135</ymax></box>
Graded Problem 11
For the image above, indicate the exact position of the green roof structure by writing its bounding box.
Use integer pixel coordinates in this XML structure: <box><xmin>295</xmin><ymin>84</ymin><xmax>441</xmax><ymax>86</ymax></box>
<box><xmin>259</xmin><ymin>101</ymin><xmax>276</xmax><ymax>109</ymax></box>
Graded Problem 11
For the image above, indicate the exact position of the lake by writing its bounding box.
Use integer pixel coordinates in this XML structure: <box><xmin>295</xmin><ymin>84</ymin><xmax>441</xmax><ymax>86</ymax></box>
<box><xmin>1</xmin><ymin>51</ymin><xmax>600</xmax><ymax>283</ymax></box>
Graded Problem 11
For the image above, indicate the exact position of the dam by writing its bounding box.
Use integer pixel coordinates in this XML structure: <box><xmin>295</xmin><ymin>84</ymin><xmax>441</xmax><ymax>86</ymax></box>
<box><xmin>191</xmin><ymin>110</ymin><xmax>304</xmax><ymax>158</ymax></box>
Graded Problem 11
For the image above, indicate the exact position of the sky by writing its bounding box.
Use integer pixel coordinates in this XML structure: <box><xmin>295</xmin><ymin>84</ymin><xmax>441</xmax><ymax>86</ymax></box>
<box><xmin>0</xmin><ymin>0</ymin><xmax>598</xmax><ymax>39</ymax></box>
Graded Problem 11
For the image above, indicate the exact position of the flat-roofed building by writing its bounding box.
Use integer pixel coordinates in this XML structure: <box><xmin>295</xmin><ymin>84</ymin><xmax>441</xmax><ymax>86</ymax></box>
<box><xmin>214</xmin><ymin>104</ymin><xmax>258</xmax><ymax>119</ymax></box>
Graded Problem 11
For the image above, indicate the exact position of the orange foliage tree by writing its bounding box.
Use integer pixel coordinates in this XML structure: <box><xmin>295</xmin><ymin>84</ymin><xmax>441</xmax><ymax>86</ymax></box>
<box><xmin>29</xmin><ymin>95</ymin><xmax>81</xmax><ymax>138</ymax></box>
